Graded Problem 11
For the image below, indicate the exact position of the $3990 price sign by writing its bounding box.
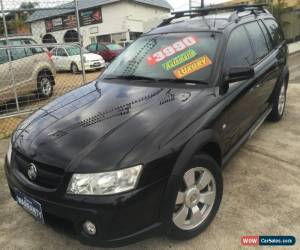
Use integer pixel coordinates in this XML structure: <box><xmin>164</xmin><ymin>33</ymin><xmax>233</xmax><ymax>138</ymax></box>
<box><xmin>147</xmin><ymin>36</ymin><xmax>197</xmax><ymax>66</ymax></box>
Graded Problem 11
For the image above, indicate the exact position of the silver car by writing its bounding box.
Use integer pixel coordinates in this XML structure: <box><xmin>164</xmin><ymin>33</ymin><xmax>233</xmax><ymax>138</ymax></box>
<box><xmin>0</xmin><ymin>37</ymin><xmax>56</xmax><ymax>105</ymax></box>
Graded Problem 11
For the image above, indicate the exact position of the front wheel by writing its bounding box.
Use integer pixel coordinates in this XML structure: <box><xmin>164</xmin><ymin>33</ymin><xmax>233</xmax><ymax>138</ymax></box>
<box><xmin>71</xmin><ymin>63</ymin><xmax>79</xmax><ymax>74</ymax></box>
<box><xmin>167</xmin><ymin>154</ymin><xmax>223</xmax><ymax>240</ymax></box>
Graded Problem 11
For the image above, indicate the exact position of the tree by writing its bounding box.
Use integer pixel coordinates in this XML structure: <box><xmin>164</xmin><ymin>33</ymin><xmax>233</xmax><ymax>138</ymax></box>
<box><xmin>8</xmin><ymin>2</ymin><xmax>39</xmax><ymax>34</ymax></box>
<box><xmin>19</xmin><ymin>2</ymin><xmax>39</xmax><ymax>10</ymax></box>
<box><xmin>272</xmin><ymin>0</ymin><xmax>288</xmax><ymax>26</ymax></box>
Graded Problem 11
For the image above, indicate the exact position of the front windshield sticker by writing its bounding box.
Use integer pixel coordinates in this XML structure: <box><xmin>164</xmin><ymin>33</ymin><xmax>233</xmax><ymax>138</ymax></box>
<box><xmin>147</xmin><ymin>36</ymin><xmax>197</xmax><ymax>66</ymax></box>
<box><xmin>162</xmin><ymin>49</ymin><xmax>197</xmax><ymax>71</ymax></box>
<box><xmin>173</xmin><ymin>55</ymin><xmax>213</xmax><ymax>79</ymax></box>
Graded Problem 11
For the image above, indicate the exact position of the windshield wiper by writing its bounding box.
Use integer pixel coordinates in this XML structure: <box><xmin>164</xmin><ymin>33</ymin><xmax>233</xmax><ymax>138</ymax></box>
<box><xmin>104</xmin><ymin>75</ymin><xmax>208</xmax><ymax>85</ymax></box>
<box><xmin>156</xmin><ymin>78</ymin><xmax>209</xmax><ymax>85</ymax></box>
<box><xmin>104</xmin><ymin>75</ymin><xmax>157</xmax><ymax>81</ymax></box>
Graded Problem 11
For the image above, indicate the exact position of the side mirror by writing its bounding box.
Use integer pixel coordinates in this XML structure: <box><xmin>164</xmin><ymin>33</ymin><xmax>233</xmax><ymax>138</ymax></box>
<box><xmin>225</xmin><ymin>66</ymin><xmax>255</xmax><ymax>84</ymax></box>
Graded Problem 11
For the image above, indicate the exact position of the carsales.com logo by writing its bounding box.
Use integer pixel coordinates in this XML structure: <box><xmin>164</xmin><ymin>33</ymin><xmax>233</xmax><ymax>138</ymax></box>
<box><xmin>241</xmin><ymin>236</ymin><xmax>296</xmax><ymax>246</ymax></box>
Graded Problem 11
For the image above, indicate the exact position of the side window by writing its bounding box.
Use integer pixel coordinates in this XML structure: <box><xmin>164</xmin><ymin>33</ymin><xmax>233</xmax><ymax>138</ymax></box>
<box><xmin>23</xmin><ymin>39</ymin><xmax>44</xmax><ymax>54</ymax></box>
<box><xmin>264</xmin><ymin>19</ymin><xmax>283</xmax><ymax>49</ymax></box>
<box><xmin>244</xmin><ymin>21</ymin><xmax>269</xmax><ymax>63</ymax></box>
<box><xmin>88</xmin><ymin>44</ymin><xmax>97</xmax><ymax>52</ymax></box>
<box><xmin>57</xmin><ymin>48</ymin><xmax>68</xmax><ymax>57</ymax></box>
<box><xmin>225</xmin><ymin>26</ymin><xmax>255</xmax><ymax>71</ymax></box>
<box><xmin>9</xmin><ymin>40</ymin><xmax>27</xmax><ymax>61</ymax></box>
<box><xmin>0</xmin><ymin>41</ymin><xmax>8</xmax><ymax>64</ymax></box>
<box><xmin>98</xmin><ymin>44</ymin><xmax>107</xmax><ymax>52</ymax></box>
<box><xmin>258</xmin><ymin>20</ymin><xmax>271</xmax><ymax>50</ymax></box>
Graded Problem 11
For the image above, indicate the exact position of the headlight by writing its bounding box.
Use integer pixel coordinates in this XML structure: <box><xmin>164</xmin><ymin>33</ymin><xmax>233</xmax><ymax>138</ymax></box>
<box><xmin>67</xmin><ymin>165</ymin><xmax>142</xmax><ymax>195</ymax></box>
<box><xmin>7</xmin><ymin>140</ymin><xmax>12</xmax><ymax>166</ymax></box>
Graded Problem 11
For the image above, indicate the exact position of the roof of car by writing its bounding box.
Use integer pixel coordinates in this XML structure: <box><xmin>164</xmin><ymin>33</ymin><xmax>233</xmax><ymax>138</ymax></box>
<box><xmin>27</xmin><ymin>0</ymin><xmax>172</xmax><ymax>23</ymax></box>
<box><xmin>146</xmin><ymin>9</ymin><xmax>274</xmax><ymax>35</ymax></box>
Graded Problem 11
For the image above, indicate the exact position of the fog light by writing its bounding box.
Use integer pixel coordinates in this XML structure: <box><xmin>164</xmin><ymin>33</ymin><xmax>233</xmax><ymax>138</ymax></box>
<box><xmin>83</xmin><ymin>221</ymin><xmax>96</xmax><ymax>236</ymax></box>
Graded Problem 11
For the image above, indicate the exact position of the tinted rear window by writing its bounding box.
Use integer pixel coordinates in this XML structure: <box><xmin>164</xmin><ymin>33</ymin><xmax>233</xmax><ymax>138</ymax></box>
<box><xmin>263</xmin><ymin>19</ymin><xmax>283</xmax><ymax>48</ymax></box>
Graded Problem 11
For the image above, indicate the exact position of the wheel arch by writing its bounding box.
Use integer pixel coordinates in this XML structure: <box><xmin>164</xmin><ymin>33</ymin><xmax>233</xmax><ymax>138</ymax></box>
<box><xmin>171</xmin><ymin>129</ymin><xmax>223</xmax><ymax>177</ymax></box>
<box><xmin>160</xmin><ymin>129</ymin><xmax>223</xmax><ymax>230</ymax></box>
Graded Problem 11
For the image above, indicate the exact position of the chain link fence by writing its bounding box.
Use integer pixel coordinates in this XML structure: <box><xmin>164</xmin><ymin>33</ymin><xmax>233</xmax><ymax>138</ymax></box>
<box><xmin>0</xmin><ymin>0</ymin><xmax>105</xmax><ymax>139</ymax></box>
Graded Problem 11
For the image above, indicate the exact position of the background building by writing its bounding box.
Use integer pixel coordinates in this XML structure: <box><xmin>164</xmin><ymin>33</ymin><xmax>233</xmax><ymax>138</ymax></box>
<box><xmin>27</xmin><ymin>0</ymin><xmax>172</xmax><ymax>47</ymax></box>
<box><xmin>222</xmin><ymin>0</ymin><xmax>300</xmax><ymax>42</ymax></box>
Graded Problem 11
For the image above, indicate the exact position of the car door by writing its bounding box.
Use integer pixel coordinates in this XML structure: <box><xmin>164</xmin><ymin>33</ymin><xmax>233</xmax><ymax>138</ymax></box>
<box><xmin>217</xmin><ymin>25</ymin><xmax>262</xmax><ymax>153</ymax></box>
<box><xmin>56</xmin><ymin>48</ymin><xmax>69</xmax><ymax>70</ymax></box>
<box><xmin>9</xmin><ymin>40</ymin><xmax>31</xmax><ymax>84</ymax></box>
<box><xmin>244</xmin><ymin>21</ymin><xmax>279</xmax><ymax>116</ymax></box>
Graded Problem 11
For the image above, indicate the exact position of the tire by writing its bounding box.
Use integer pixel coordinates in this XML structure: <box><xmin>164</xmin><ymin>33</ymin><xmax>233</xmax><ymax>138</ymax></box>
<box><xmin>71</xmin><ymin>63</ymin><xmax>79</xmax><ymax>74</ymax></box>
<box><xmin>37</xmin><ymin>71</ymin><xmax>54</xmax><ymax>98</ymax></box>
<box><xmin>268</xmin><ymin>78</ymin><xmax>287</xmax><ymax>122</ymax></box>
<box><xmin>166</xmin><ymin>154</ymin><xmax>223</xmax><ymax>240</ymax></box>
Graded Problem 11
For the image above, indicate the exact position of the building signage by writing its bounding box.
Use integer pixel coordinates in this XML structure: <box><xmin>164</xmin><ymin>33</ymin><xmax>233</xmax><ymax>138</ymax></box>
<box><xmin>45</xmin><ymin>7</ymin><xmax>102</xmax><ymax>32</ymax></box>
<box><xmin>79</xmin><ymin>7</ymin><xmax>103</xmax><ymax>27</ymax></box>
<box><xmin>45</xmin><ymin>15</ymin><xmax>77</xmax><ymax>32</ymax></box>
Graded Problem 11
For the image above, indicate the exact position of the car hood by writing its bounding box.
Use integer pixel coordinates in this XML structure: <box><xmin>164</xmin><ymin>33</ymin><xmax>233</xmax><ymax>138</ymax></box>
<box><xmin>13</xmin><ymin>80</ymin><xmax>212</xmax><ymax>173</ymax></box>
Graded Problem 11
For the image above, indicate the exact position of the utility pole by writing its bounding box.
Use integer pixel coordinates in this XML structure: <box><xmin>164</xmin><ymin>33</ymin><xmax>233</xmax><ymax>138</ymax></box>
<box><xmin>201</xmin><ymin>0</ymin><xmax>205</xmax><ymax>8</ymax></box>
<box><xmin>189</xmin><ymin>0</ymin><xmax>192</xmax><ymax>10</ymax></box>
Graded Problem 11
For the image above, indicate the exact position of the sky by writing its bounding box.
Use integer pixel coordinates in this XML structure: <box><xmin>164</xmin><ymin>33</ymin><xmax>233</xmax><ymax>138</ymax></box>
<box><xmin>168</xmin><ymin>0</ymin><xmax>231</xmax><ymax>11</ymax></box>
<box><xmin>2</xmin><ymin>0</ymin><xmax>231</xmax><ymax>11</ymax></box>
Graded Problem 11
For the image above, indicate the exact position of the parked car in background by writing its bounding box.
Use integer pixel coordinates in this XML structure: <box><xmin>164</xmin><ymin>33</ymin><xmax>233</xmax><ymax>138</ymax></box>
<box><xmin>0</xmin><ymin>37</ymin><xmax>56</xmax><ymax>104</ymax></box>
<box><xmin>50</xmin><ymin>47</ymin><xmax>105</xmax><ymax>74</ymax></box>
<box><xmin>86</xmin><ymin>43</ymin><xmax>122</xmax><ymax>62</ymax></box>
<box><xmin>118</xmin><ymin>41</ymin><xmax>133</xmax><ymax>48</ymax></box>
<box><xmin>106</xmin><ymin>43</ymin><xmax>124</xmax><ymax>54</ymax></box>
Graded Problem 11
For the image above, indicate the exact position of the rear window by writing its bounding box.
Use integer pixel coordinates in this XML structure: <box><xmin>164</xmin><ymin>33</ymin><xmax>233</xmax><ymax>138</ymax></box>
<box><xmin>263</xmin><ymin>19</ymin><xmax>284</xmax><ymax>48</ymax></box>
<box><xmin>23</xmin><ymin>39</ymin><xmax>44</xmax><ymax>54</ymax></box>
<box><xmin>102</xmin><ymin>32</ymin><xmax>220</xmax><ymax>83</ymax></box>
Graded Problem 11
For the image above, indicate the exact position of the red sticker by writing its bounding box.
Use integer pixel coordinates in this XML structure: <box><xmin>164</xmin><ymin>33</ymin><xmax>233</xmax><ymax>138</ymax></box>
<box><xmin>147</xmin><ymin>36</ymin><xmax>197</xmax><ymax>66</ymax></box>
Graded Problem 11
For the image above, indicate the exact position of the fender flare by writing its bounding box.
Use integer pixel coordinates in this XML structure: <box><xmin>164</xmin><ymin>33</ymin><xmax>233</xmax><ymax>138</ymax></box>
<box><xmin>160</xmin><ymin>129</ymin><xmax>222</xmax><ymax>229</ymax></box>
<box><xmin>171</xmin><ymin>129</ymin><xmax>222</xmax><ymax>176</ymax></box>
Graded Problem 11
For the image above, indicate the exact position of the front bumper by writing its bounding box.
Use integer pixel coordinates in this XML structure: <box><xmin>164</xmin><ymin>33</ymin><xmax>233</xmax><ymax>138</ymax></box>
<box><xmin>81</xmin><ymin>62</ymin><xmax>106</xmax><ymax>71</ymax></box>
<box><xmin>4</xmin><ymin>156</ymin><xmax>167</xmax><ymax>247</ymax></box>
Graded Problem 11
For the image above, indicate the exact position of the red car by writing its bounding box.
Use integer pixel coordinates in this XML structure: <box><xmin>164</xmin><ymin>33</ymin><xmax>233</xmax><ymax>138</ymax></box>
<box><xmin>86</xmin><ymin>43</ymin><xmax>123</xmax><ymax>62</ymax></box>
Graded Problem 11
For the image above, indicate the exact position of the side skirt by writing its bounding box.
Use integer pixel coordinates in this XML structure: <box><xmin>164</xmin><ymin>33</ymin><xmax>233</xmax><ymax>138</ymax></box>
<box><xmin>222</xmin><ymin>107</ymin><xmax>272</xmax><ymax>167</ymax></box>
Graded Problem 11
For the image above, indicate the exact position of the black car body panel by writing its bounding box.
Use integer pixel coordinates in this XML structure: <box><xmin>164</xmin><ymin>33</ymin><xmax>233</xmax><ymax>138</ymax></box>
<box><xmin>5</xmin><ymin>7</ymin><xmax>289</xmax><ymax>246</ymax></box>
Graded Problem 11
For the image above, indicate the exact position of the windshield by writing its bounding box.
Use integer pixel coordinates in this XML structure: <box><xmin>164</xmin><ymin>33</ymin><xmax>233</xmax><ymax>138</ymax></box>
<box><xmin>102</xmin><ymin>32</ymin><xmax>219</xmax><ymax>83</ymax></box>
<box><xmin>66</xmin><ymin>47</ymin><xmax>89</xmax><ymax>56</ymax></box>
<box><xmin>106</xmin><ymin>44</ymin><xmax>123</xmax><ymax>51</ymax></box>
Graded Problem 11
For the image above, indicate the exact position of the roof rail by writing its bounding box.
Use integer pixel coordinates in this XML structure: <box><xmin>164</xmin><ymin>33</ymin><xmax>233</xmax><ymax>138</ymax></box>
<box><xmin>158</xmin><ymin>3</ymin><xmax>268</xmax><ymax>27</ymax></box>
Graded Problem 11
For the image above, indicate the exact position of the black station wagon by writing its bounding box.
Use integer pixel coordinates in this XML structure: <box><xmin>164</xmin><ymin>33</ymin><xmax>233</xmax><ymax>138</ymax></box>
<box><xmin>5</xmin><ymin>4</ymin><xmax>289</xmax><ymax>246</ymax></box>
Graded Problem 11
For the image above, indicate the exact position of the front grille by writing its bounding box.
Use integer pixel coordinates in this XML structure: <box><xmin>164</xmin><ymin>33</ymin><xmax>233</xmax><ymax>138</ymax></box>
<box><xmin>14</xmin><ymin>151</ymin><xmax>65</xmax><ymax>189</ymax></box>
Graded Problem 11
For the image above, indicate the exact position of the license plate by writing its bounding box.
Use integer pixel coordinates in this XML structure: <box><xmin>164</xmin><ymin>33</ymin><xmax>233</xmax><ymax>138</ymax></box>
<box><xmin>15</xmin><ymin>189</ymin><xmax>44</xmax><ymax>224</ymax></box>
<box><xmin>91</xmin><ymin>63</ymin><xmax>101</xmax><ymax>68</ymax></box>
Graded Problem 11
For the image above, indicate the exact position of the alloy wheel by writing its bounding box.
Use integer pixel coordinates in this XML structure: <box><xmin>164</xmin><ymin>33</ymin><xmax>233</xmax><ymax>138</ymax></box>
<box><xmin>278</xmin><ymin>84</ymin><xmax>286</xmax><ymax>116</ymax></box>
<box><xmin>172</xmin><ymin>167</ymin><xmax>216</xmax><ymax>231</ymax></box>
<box><xmin>40</xmin><ymin>77</ymin><xmax>52</xmax><ymax>96</ymax></box>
